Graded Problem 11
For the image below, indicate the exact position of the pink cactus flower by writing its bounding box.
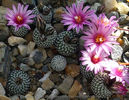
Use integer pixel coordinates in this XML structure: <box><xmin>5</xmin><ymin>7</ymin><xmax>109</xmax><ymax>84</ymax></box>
<box><xmin>105</xmin><ymin>60</ymin><xmax>128</xmax><ymax>85</ymax></box>
<box><xmin>82</xmin><ymin>24</ymin><xmax>118</xmax><ymax>55</ymax></box>
<box><xmin>113</xmin><ymin>84</ymin><xmax>128</xmax><ymax>95</ymax></box>
<box><xmin>80</xmin><ymin>48</ymin><xmax>109</xmax><ymax>74</ymax></box>
<box><xmin>93</xmin><ymin>13</ymin><xmax>119</xmax><ymax>29</ymax></box>
<box><xmin>61</xmin><ymin>2</ymin><xmax>95</xmax><ymax>33</ymax></box>
<box><xmin>5</xmin><ymin>3</ymin><xmax>35</xmax><ymax>31</ymax></box>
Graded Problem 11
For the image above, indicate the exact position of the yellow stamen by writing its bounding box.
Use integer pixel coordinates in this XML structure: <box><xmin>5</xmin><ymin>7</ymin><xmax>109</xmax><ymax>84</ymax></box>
<box><xmin>74</xmin><ymin>16</ymin><xmax>82</xmax><ymax>23</ymax></box>
<box><xmin>95</xmin><ymin>34</ymin><xmax>106</xmax><ymax>44</ymax></box>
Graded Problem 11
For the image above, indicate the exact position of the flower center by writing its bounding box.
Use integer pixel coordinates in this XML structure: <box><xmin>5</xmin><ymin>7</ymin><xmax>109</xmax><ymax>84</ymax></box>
<box><xmin>115</xmin><ymin>67</ymin><xmax>123</xmax><ymax>77</ymax></box>
<box><xmin>16</xmin><ymin>15</ymin><xmax>23</xmax><ymax>24</ymax></box>
<box><xmin>74</xmin><ymin>16</ymin><xmax>82</xmax><ymax>23</ymax></box>
<box><xmin>95</xmin><ymin>34</ymin><xmax>106</xmax><ymax>44</ymax></box>
<box><xmin>91</xmin><ymin>55</ymin><xmax>100</xmax><ymax>64</ymax></box>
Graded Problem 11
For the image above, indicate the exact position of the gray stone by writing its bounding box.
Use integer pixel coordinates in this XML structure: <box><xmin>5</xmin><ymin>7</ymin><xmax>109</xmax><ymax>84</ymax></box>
<box><xmin>0</xmin><ymin>6</ymin><xmax>7</xmax><ymax>25</ymax></box>
<box><xmin>19</xmin><ymin>63</ymin><xmax>31</xmax><ymax>72</ymax></box>
<box><xmin>0</xmin><ymin>25</ymin><xmax>9</xmax><ymax>41</ymax></box>
<box><xmin>48</xmin><ymin>89</ymin><xmax>59</xmax><ymax>100</ymax></box>
<box><xmin>90</xmin><ymin>3</ymin><xmax>101</xmax><ymax>13</ymax></box>
<box><xmin>41</xmin><ymin>78</ymin><xmax>55</xmax><ymax>90</ymax></box>
<box><xmin>27</xmin><ymin>41</ymin><xmax>35</xmax><ymax>55</ymax></box>
<box><xmin>111</xmin><ymin>44</ymin><xmax>123</xmax><ymax>61</ymax></box>
<box><xmin>54</xmin><ymin>95</ymin><xmax>70</xmax><ymax>100</ymax></box>
<box><xmin>119</xmin><ymin>14</ymin><xmax>128</xmax><ymax>24</ymax></box>
<box><xmin>18</xmin><ymin>44</ymin><xmax>28</xmax><ymax>57</ymax></box>
<box><xmin>29</xmin><ymin>49</ymin><xmax>44</xmax><ymax>64</ymax></box>
<box><xmin>107</xmin><ymin>11</ymin><xmax>120</xmax><ymax>19</ymax></box>
<box><xmin>57</xmin><ymin>76</ymin><xmax>74</xmax><ymax>94</ymax></box>
<box><xmin>34</xmin><ymin>88</ymin><xmax>46</xmax><ymax>100</ymax></box>
<box><xmin>0</xmin><ymin>83</ymin><xmax>5</xmax><ymax>95</ymax></box>
<box><xmin>9</xmin><ymin>95</ymin><xmax>19</xmax><ymax>100</ymax></box>
<box><xmin>8</xmin><ymin>36</ymin><xmax>26</xmax><ymax>46</ymax></box>
<box><xmin>12</xmin><ymin>48</ymin><xmax>19</xmax><ymax>56</ymax></box>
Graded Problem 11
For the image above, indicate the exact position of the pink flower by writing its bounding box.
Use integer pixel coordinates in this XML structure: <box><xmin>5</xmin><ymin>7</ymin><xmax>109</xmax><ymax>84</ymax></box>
<box><xmin>80</xmin><ymin>48</ymin><xmax>108</xmax><ymax>74</ymax></box>
<box><xmin>105</xmin><ymin>60</ymin><xmax>127</xmax><ymax>85</ymax></box>
<box><xmin>82</xmin><ymin>24</ymin><xmax>118</xmax><ymax>55</ymax></box>
<box><xmin>61</xmin><ymin>2</ymin><xmax>95</xmax><ymax>33</ymax></box>
<box><xmin>113</xmin><ymin>84</ymin><xmax>128</xmax><ymax>95</ymax></box>
<box><xmin>93</xmin><ymin>13</ymin><xmax>119</xmax><ymax>29</ymax></box>
<box><xmin>5</xmin><ymin>3</ymin><xmax>35</xmax><ymax>31</ymax></box>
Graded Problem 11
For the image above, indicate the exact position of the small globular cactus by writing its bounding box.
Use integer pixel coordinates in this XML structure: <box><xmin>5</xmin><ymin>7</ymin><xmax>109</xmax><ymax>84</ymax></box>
<box><xmin>51</xmin><ymin>55</ymin><xmax>67</xmax><ymax>71</ymax></box>
<box><xmin>6</xmin><ymin>70</ymin><xmax>30</xmax><ymax>95</ymax></box>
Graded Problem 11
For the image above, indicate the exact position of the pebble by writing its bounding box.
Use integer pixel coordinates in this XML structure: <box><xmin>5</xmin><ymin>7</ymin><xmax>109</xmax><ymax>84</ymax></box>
<box><xmin>25</xmin><ymin>92</ymin><xmax>34</xmax><ymax>100</ymax></box>
<box><xmin>42</xmin><ymin>65</ymin><xmax>49</xmax><ymax>73</ymax></box>
<box><xmin>8</xmin><ymin>36</ymin><xmax>26</xmax><ymax>46</ymax></box>
<box><xmin>68</xmin><ymin>80</ymin><xmax>82</xmax><ymax>98</ymax></box>
<box><xmin>0</xmin><ymin>25</ymin><xmax>9</xmax><ymax>41</ymax></box>
<box><xmin>30</xmin><ymin>49</ymin><xmax>44</xmax><ymax>64</ymax></box>
<box><xmin>27</xmin><ymin>41</ymin><xmax>35</xmax><ymax>55</ymax></box>
<box><xmin>41</xmin><ymin>78</ymin><xmax>55</xmax><ymax>90</ymax></box>
<box><xmin>0</xmin><ymin>83</ymin><xmax>5</xmax><ymax>96</ymax></box>
<box><xmin>107</xmin><ymin>11</ymin><xmax>120</xmax><ymax>19</ymax></box>
<box><xmin>18</xmin><ymin>44</ymin><xmax>28</xmax><ymax>57</ymax></box>
<box><xmin>119</xmin><ymin>14</ymin><xmax>128</xmax><ymax>24</ymax></box>
<box><xmin>34</xmin><ymin>88</ymin><xmax>46</xmax><ymax>100</ymax></box>
<box><xmin>0</xmin><ymin>95</ymin><xmax>11</xmax><ymax>100</ymax></box>
<box><xmin>38</xmin><ymin>48</ymin><xmax>47</xmax><ymax>62</ymax></box>
<box><xmin>19</xmin><ymin>63</ymin><xmax>31</xmax><ymax>72</ymax></box>
<box><xmin>54</xmin><ymin>23</ymin><xmax>64</xmax><ymax>33</ymax></box>
<box><xmin>65</xmin><ymin>64</ymin><xmax>80</xmax><ymax>78</ymax></box>
<box><xmin>39</xmin><ymin>71</ymin><xmax>51</xmax><ymax>83</ymax></box>
<box><xmin>0</xmin><ymin>6</ymin><xmax>7</xmax><ymax>24</ymax></box>
<box><xmin>12</xmin><ymin>48</ymin><xmax>19</xmax><ymax>56</ymax></box>
<box><xmin>34</xmin><ymin>63</ymin><xmax>43</xmax><ymax>69</ymax></box>
<box><xmin>9</xmin><ymin>95</ymin><xmax>19</xmax><ymax>100</ymax></box>
<box><xmin>57</xmin><ymin>76</ymin><xmax>74</xmax><ymax>94</ymax></box>
<box><xmin>48</xmin><ymin>89</ymin><xmax>59</xmax><ymax>100</ymax></box>
<box><xmin>54</xmin><ymin>95</ymin><xmax>70</xmax><ymax>100</ymax></box>
<box><xmin>0</xmin><ymin>42</ymin><xmax>6</xmax><ymax>48</ymax></box>
<box><xmin>90</xmin><ymin>3</ymin><xmax>101</xmax><ymax>13</ymax></box>
<box><xmin>111</xmin><ymin>44</ymin><xmax>123</xmax><ymax>61</ymax></box>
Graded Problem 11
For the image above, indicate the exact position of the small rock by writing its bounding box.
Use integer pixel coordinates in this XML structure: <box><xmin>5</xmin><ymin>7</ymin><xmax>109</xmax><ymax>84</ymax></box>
<box><xmin>0</xmin><ymin>42</ymin><xmax>6</xmax><ymax>48</ymax></box>
<box><xmin>27</xmin><ymin>41</ymin><xmax>35</xmax><ymax>55</ymax></box>
<box><xmin>107</xmin><ymin>11</ymin><xmax>120</xmax><ymax>19</ymax></box>
<box><xmin>47</xmin><ymin>49</ymin><xmax>54</xmax><ymax>58</ymax></box>
<box><xmin>119</xmin><ymin>14</ymin><xmax>128</xmax><ymax>24</ymax></box>
<box><xmin>19</xmin><ymin>63</ymin><xmax>31</xmax><ymax>71</ymax></box>
<box><xmin>54</xmin><ymin>23</ymin><xmax>64</xmax><ymax>33</ymax></box>
<box><xmin>0</xmin><ymin>6</ymin><xmax>7</xmax><ymax>24</ymax></box>
<box><xmin>87</xmin><ymin>96</ymin><xmax>98</xmax><ymax>100</ymax></box>
<box><xmin>34</xmin><ymin>88</ymin><xmax>46</xmax><ymax>100</ymax></box>
<box><xmin>25</xmin><ymin>92</ymin><xmax>34</xmax><ymax>100</ymax></box>
<box><xmin>65</xmin><ymin>64</ymin><xmax>80</xmax><ymax>78</ymax></box>
<box><xmin>54</xmin><ymin>95</ymin><xmax>70</xmax><ymax>100</ymax></box>
<box><xmin>39</xmin><ymin>71</ymin><xmax>51</xmax><ymax>83</ymax></box>
<box><xmin>58</xmin><ymin>76</ymin><xmax>74</xmax><ymax>94</ymax></box>
<box><xmin>8</xmin><ymin>36</ymin><xmax>26</xmax><ymax>46</ymax></box>
<box><xmin>30</xmin><ymin>49</ymin><xmax>44</xmax><ymax>64</ymax></box>
<box><xmin>111</xmin><ymin>44</ymin><xmax>123</xmax><ymax>61</ymax></box>
<box><xmin>27</xmin><ymin>58</ymin><xmax>35</xmax><ymax>66</ymax></box>
<box><xmin>0</xmin><ymin>95</ymin><xmax>11</xmax><ymax>100</ymax></box>
<box><xmin>90</xmin><ymin>3</ymin><xmax>101</xmax><ymax>13</ymax></box>
<box><xmin>0</xmin><ymin>25</ymin><xmax>9</xmax><ymax>41</ymax></box>
<box><xmin>2</xmin><ymin>0</ymin><xmax>18</xmax><ymax>9</ymax></box>
<box><xmin>9</xmin><ymin>95</ymin><xmax>19</xmax><ymax>100</ymax></box>
<box><xmin>38</xmin><ymin>48</ymin><xmax>47</xmax><ymax>62</ymax></box>
<box><xmin>18</xmin><ymin>45</ymin><xmax>28</xmax><ymax>56</ymax></box>
<box><xmin>34</xmin><ymin>63</ymin><xmax>43</xmax><ymax>69</ymax></box>
<box><xmin>48</xmin><ymin>89</ymin><xmax>59</xmax><ymax>100</ymax></box>
<box><xmin>68</xmin><ymin>80</ymin><xmax>82</xmax><ymax>98</ymax></box>
<box><xmin>41</xmin><ymin>78</ymin><xmax>55</xmax><ymax>90</ymax></box>
<box><xmin>0</xmin><ymin>83</ymin><xmax>5</xmax><ymax>95</ymax></box>
<box><xmin>12</xmin><ymin>48</ymin><xmax>19</xmax><ymax>56</ymax></box>
<box><xmin>53</xmin><ymin>7</ymin><xmax>65</xmax><ymax>22</ymax></box>
<box><xmin>42</xmin><ymin>65</ymin><xmax>49</xmax><ymax>73</ymax></box>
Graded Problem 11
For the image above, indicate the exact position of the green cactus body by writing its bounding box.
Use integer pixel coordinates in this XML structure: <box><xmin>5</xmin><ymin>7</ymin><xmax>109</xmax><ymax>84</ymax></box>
<box><xmin>55</xmin><ymin>31</ymin><xmax>78</xmax><ymax>56</ymax></box>
<box><xmin>10</xmin><ymin>26</ymin><xmax>28</xmax><ymax>37</ymax></box>
<box><xmin>6</xmin><ymin>70</ymin><xmax>30</xmax><ymax>95</ymax></box>
<box><xmin>91</xmin><ymin>73</ymin><xmax>112</xmax><ymax>99</ymax></box>
<box><xmin>33</xmin><ymin>24</ymin><xmax>57</xmax><ymax>48</ymax></box>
